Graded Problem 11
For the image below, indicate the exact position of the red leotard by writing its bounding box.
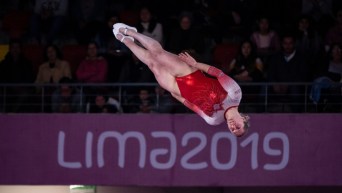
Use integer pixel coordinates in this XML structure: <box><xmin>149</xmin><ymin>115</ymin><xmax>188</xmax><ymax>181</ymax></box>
<box><xmin>175</xmin><ymin>69</ymin><xmax>241</xmax><ymax>125</ymax></box>
<box><xmin>176</xmin><ymin>70</ymin><xmax>227</xmax><ymax>116</ymax></box>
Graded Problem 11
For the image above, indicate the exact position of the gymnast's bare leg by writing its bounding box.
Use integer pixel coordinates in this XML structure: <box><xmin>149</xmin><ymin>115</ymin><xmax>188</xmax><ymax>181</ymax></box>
<box><xmin>115</xmin><ymin>28</ymin><xmax>195</xmax><ymax>100</ymax></box>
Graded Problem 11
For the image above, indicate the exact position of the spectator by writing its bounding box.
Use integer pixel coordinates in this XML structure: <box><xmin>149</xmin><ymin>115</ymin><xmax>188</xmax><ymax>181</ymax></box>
<box><xmin>228</xmin><ymin>40</ymin><xmax>265</xmax><ymax>82</ymax></box>
<box><xmin>69</xmin><ymin>0</ymin><xmax>106</xmax><ymax>44</ymax></box>
<box><xmin>221</xmin><ymin>0</ymin><xmax>257</xmax><ymax>40</ymax></box>
<box><xmin>302</xmin><ymin>0</ymin><xmax>333</xmax><ymax>22</ymax></box>
<box><xmin>324</xmin><ymin>9</ymin><xmax>342</xmax><ymax>50</ymax></box>
<box><xmin>88</xmin><ymin>91</ymin><xmax>119</xmax><ymax>113</ymax></box>
<box><xmin>94</xmin><ymin>13</ymin><xmax>130</xmax><ymax>56</ymax></box>
<box><xmin>167</xmin><ymin>11</ymin><xmax>205</xmax><ymax>55</ymax></box>
<box><xmin>51</xmin><ymin>77</ymin><xmax>83</xmax><ymax>113</ymax></box>
<box><xmin>0</xmin><ymin>39</ymin><xmax>34</xmax><ymax>83</ymax></box>
<box><xmin>76</xmin><ymin>42</ymin><xmax>108</xmax><ymax>83</ymax></box>
<box><xmin>94</xmin><ymin>14</ymin><xmax>130</xmax><ymax>82</ymax></box>
<box><xmin>76</xmin><ymin>41</ymin><xmax>108</xmax><ymax>107</ymax></box>
<box><xmin>136</xmin><ymin>6</ymin><xmax>164</xmax><ymax>45</ymax></box>
<box><xmin>295</xmin><ymin>15</ymin><xmax>326</xmax><ymax>81</ymax></box>
<box><xmin>35</xmin><ymin>44</ymin><xmax>71</xmax><ymax>84</ymax></box>
<box><xmin>118</xmin><ymin>53</ymin><xmax>156</xmax><ymax>107</ymax></box>
<box><xmin>28</xmin><ymin>0</ymin><xmax>69</xmax><ymax>44</ymax></box>
<box><xmin>250</xmin><ymin>16</ymin><xmax>281</xmax><ymax>62</ymax></box>
<box><xmin>125</xmin><ymin>87</ymin><xmax>155</xmax><ymax>113</ymax></box>
<box><xmin>302</xmin><ymin>0</ymin><xmax>334</xmax><ymax>35</ymax></box>
<box><xmin>35</xmin><ymin>44</ymin><xmax>71</xmax><ymax>112</ymax></box>
<box><xmin>310</xmin><ymin>43</ymin><xmax>342</xmax><ymax>111</ymax></box>
<box><xmin>228</xmin><ymin>40</ymin><xmax>265</xmax><ymax>112</ymax></box>
<box><xmin>267</xmin><ymin>33</ymin><xmax>309</xmax><ymax>112</ymax></box>
<box><xmin>0</xmin><ymin>39</ymin><xmax>34</xmax><ymax>112</ymax></box>
<box><xmin>295</xmin><ymin>15</ymin><xmax>324</xmax><ymax>60</ymax></box>
<box><xmin>107</xmin><ymin>92</ymin><xmax>123</xmax><ymax>113</ymax></box>
<box><xmin>118</xmin><ymin>53</ymin><xmax>155</xmax><ymax>83</ymax></box>
<box><xmin>152</xmin><ymin>85</ymin><xmax>174</xmax><ymax>113</ymax></box>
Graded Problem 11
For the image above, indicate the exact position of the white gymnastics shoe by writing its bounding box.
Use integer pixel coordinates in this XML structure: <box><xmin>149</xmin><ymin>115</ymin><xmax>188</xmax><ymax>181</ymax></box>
<box><xmin>116</xmin><ymin>33</ymin><xmax>134</xmax><ymax>43</ymax></box>
<box><xmin>112</xmin><ymin>23</ymin><xmax>137</xmax><ymax>37</ymax></box>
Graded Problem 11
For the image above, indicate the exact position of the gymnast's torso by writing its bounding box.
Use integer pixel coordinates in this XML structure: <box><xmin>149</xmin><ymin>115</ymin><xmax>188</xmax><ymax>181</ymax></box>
<box><xmin>175</xmin><ymin>70</ymin><xmax>242</xmax><ymax>125</ymax></box>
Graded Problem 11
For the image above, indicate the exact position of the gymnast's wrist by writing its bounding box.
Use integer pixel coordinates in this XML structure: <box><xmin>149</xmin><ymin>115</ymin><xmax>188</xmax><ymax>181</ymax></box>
<box><xmin>207</xmin><ymin>66</ymin><xmax>223</xmax><ymax>77</ymax></box>
<box><xmin>191</xmin><ymin>61</ymin><xmax>198</xmax><ymax>67</ymax></box>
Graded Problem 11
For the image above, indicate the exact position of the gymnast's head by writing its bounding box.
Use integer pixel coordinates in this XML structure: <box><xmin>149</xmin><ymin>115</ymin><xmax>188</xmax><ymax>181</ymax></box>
<box><xmin>226</xmin><ymin>111</ymin><xmax>250</xmax><ymax>137</ymax></box>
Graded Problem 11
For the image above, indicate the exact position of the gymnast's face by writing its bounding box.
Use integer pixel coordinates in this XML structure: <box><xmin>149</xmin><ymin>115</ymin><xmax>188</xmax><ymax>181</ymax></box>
<box><xmin>227</xmin><ymin>116</ymin><xmax>245</xmax><ymax>137</ymax></box>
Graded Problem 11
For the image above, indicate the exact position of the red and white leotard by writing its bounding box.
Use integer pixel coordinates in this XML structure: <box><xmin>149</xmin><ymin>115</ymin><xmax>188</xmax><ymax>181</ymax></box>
<box><xmin>175</xmin><ymin>67</ymin><xmax>241</xmax><ymax>125</ymax></box>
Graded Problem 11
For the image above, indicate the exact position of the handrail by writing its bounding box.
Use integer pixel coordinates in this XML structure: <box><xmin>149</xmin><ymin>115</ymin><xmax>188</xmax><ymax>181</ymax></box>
<box><xmin>0</xmin><ymin>82</ymin><xmax>341</xmax><ymax>113</ymax></box>
<box><xmin>1</xmin><ymin>82</ymin><xmax>341</xmax><ymax>86</ymax></box>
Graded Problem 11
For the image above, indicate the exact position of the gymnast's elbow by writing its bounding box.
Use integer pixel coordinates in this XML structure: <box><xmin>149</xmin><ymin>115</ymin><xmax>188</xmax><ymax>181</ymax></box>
<box><xmin>203</xmin><ymin>116</ymin><xmax>221</xmax><ymax>126</ymax></box>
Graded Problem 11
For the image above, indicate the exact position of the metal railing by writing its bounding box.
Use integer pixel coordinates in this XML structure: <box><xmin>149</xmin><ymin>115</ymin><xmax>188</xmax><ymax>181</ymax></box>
<box><xmin>0</xmin><ymin>82</ymin><xmax>341</xmax><ymax>113</ymax></box>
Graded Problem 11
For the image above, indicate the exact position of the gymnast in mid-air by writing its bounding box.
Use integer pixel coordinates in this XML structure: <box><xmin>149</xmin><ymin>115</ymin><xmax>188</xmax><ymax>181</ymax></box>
<box><xmin>113</xmin><ymin>23</ymin><xmax>250</xmax><ymax>137</ymax></box>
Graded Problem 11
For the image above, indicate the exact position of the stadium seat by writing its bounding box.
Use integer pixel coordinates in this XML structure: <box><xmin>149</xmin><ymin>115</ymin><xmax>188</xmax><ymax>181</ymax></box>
<box><xmin>62</xmin><ymin>44</ymin><xmax>87</xmax><ymax>76</ymax></box>
<box><xmin>2</xmin><ymin>10</ymin><xmax>31</xmax><ymax>39</ymax></box>
<box><xmin>22</xmin><ymin>44</ymin><xmax>44</xmax><ymax>75</ymax></box>
<box><xmin>212</xmin><ymin>43</ymin><xmax>239</xmax><ymax>71</ymax></box>
<box><xmin>119</xmin><ymin>10</ymin><xmax>139</xmax><ymax>26</ymax></box>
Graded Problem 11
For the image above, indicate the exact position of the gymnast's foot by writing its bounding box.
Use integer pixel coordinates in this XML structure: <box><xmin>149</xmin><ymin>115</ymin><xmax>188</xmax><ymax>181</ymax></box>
<box><xmin>116</xmin><ymin>33</ymin><xmax>134</xmax><ymax>43</ymax></box>
<box><xmin>113</xmin><ymin>23</ymin><xmax>137</xmax><ymax>37</ymax></box>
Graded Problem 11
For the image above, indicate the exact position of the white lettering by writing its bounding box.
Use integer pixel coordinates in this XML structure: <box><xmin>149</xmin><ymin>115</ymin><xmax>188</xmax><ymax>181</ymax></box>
<box><xmin>57</xmin><ymin>131</ymin><xmax>82</xmax><ymax>168</ymax></box>
<box><xmin>57</xmin><ymin>130</ymin><xmax>290</xmax><ymax>171</ymax></box>
<box><xmin>181</xmin><ymin>132</ymin><xmax>208</xmax><ymax>170</ymax></box>
<box><xmin>97</xmin><ymin>131</ymin><xmax>146</xmax><ymax>168</ymax></box>
<box><xmin>85</xmin><ymin>132</ymin><xmax>93</xmax><ymax>168</ymax></box>
<box><xmin>150</xmin><ymin>131</ymin><xmax>177</xmax><ymax>169</ymax></box>
<box><xmin>211</xmin><ymin>132</ymin><xmax>237</xmax><ymax>170</ymax></box>
<box><xmin>263</xmin><ymin>132</ymin><xmax>289</xmax><ymax>170</ymax></box>
<box><xmin>240</xmin><ymin>133</ymin><xmax>259</xmax><ymax>170</ymax></box>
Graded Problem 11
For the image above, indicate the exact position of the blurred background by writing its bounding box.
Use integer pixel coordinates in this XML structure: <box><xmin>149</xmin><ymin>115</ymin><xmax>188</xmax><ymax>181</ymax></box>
<box><xmin>0</xmin><ymin>0</ymin><xmax>342</xmax><ymax>192</ymax></box>
<box><xmin>0</xmin><ymin>0</ymin><xmax>341</xmax><ymax>114</ymax></box>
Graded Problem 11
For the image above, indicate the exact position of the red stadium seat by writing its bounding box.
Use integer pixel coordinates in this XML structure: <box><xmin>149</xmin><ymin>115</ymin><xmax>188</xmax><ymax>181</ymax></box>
<box><xmin>119</xmin><ymin>10</ymin><xmax>139</xmax><ymax>26</ymax></box>
<box><xmin>212</xmin><ymin>43</ymin><xmax>239</xmax><ymax>71</ymax></box>
<box><xmin>62</xmin><ymin>44</ymin><xmax>87</xmax><ymax>76</ymax></box>
<box><xmin>2</xmin><ymin>10</ymin><xmax>31</xmax><ymax>39</ymax></box>
<box><xmin>22</xmin><ymin>44</ymin><xmax>44</xmax><ymax>75</ymax></box>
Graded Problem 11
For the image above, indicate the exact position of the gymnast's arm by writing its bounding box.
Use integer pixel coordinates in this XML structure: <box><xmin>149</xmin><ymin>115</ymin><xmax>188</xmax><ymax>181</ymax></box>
<box><xmin>171</xmin><ymin>93</ymin><xmax>216</xmax><ymax>124</ymax></box>
<box><xmin>178</xmin><ymin>52</ymin><xmax>210</xmax><ymax>73</ymax></box>
<box><xmin>178</xmin><ymin>52</ymin><xmax>226</xmax><ymax>79</ymax></box>
<box><xmin>199</xmin><ymin>64</ymin><xmax>242</xmax><ymax>107</ymax></box>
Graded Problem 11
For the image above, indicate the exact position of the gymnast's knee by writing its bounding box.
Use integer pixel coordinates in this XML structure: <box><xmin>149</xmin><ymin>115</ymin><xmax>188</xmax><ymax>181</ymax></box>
<box><xmin>149</xmin><ymin>40</ymin><xmax>163</xmax><ymax>53</ymax></box>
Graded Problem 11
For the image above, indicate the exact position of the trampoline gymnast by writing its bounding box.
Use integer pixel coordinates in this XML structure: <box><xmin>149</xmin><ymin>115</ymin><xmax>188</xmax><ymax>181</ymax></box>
<box><xmin>113</xmin><ymin>23</ymin><xmax>250</xmax><ymax>137</ymax></box>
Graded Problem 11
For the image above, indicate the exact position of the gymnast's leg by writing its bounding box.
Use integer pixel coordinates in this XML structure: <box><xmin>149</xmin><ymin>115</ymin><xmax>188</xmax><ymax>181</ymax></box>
<box><xmin>115</xmin><ymin>32</ymin><xmax>184</xmax><ymax>96</ymax></box>
<box><xmin>119</xmin><ymin>27</ymin><xmax>195</xmax><ymax>78</ymax></box>
<box><xmin>115</xmin><ymin>33</ymin><xmax>155</xmax><ymax>69</ymax></box>
<box><xmin>119</xmin><ymin>27</ymin><xmax>163</xmax><ymax>54</ymax></box>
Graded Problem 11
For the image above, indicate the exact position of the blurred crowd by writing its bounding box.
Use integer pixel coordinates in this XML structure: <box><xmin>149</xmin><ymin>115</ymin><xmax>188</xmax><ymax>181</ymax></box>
<box><xmin>0</xmin><ymin>0</ymin><xmax>341</xmax><ymax>113</ymax></box>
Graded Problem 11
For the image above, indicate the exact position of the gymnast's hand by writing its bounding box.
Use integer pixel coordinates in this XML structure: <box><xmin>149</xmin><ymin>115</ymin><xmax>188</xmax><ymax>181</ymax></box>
<box><xmin>178</xmin><ymin>52</ymin><xmax>197</xmax><ymax>67</ymax></box>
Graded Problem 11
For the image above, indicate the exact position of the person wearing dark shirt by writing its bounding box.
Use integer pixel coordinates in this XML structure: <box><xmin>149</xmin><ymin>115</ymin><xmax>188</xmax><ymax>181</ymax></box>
<box><xmin>0</xmin><ymin>40</ymin><xmax>34</xmax><ymax>84</ymax></box>
<box><xmin>89</xmin><ymin>91</ymin><xmax>118</xmax><ymax>113</ymax></box>
<box><xmin>118</xmin><ymin>53</ymin><xmax>155</xmax><ymax>83</ymax></box>
<box><xmin>94</xmin><ymin>14</ymin><xmax>130</xmax><ymax>82</ymax></box>
<box><xmin>310</xmin><ymin>43</ymin><xmax>342</xmax><ymax>111</ymax></box>
<box><xmin>51</xmin><ymin>77</ymin><xmax>84</xmax><ymax>113</ymax></box>
<box><xmin>0</xmin><ymin>39</ymin><xmax>34</xmax><ymax>112</ymax></box>
<box><xmin>167</xmin><ymin>12</ymin><xmax>205</xmax><ymax>55</ymax></box>
<box><xmin>125</xmin><ymin>87</ymin><xmax>155</xmax><ymax>114</ymax></box>
<box><xmin>267</xmin><ymin>33</ymin><xmax>309</xmax><ymax>112</ymax></box>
